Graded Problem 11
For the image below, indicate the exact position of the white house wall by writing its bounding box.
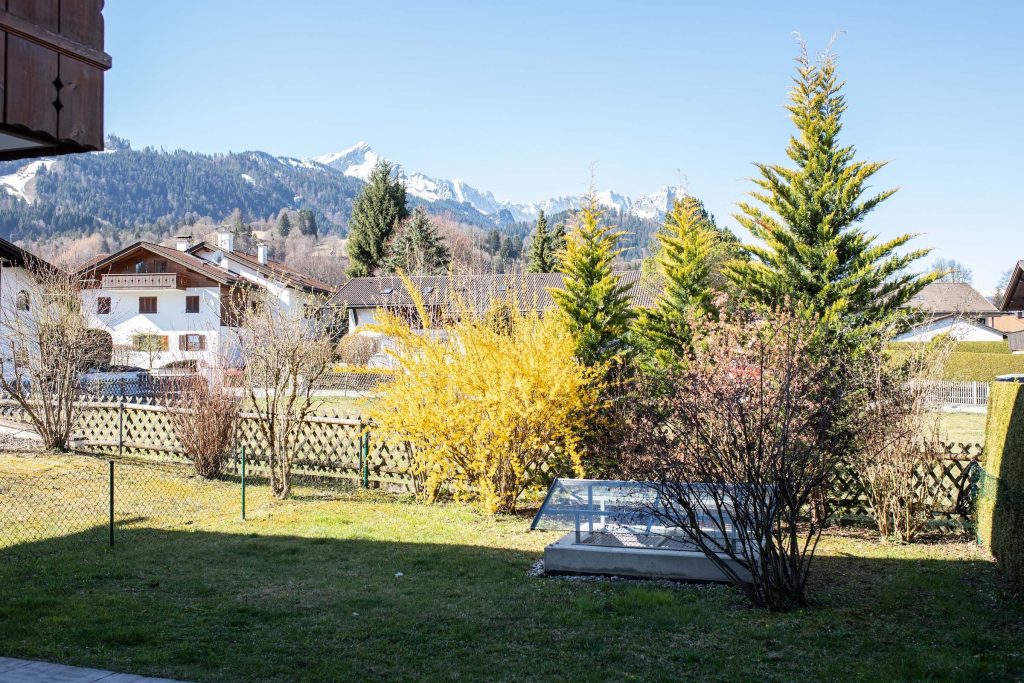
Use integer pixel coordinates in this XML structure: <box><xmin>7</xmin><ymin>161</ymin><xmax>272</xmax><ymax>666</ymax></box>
<box><xmin>83</xmin><ymin>286</ymin><xmax>225</xmax><ymax>369</ymax></box>
<box><xmin>0</xmin><ymin>265</ymin><xmax>32</xmax><ymax>377</ymax></box>
<box><xmin>894</xmin><ymin>318</ymin><xmax>1005</xmax><ymax>343</ymax></box>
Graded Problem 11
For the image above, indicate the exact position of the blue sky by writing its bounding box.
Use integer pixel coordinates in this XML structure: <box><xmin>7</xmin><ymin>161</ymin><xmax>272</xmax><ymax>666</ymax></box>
<box><xmin>105</xmin><ymin>1</ymin><xmax>1023</xmax><ymax>291</ymax></box>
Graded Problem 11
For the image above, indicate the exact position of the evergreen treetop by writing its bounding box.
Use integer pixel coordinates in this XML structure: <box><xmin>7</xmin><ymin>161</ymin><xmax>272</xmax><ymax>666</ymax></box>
<box><xmin>635</xmin><ymin>198</ymin><xmax>722</xmax><ymax>366</ymax></box>
<box><xmin>347</xmin><ymin>160</ymin><xmax>408</xmax><ymax>277</ymax></box>
<box><xmin>527</xmin><ymin>209</ymin><xmax>558</xmax><ymax>273</ymax></box>
<box><xmin>385</xmin><ymin>206</ymin><xmax>451</xmax><ymax>275</ymax></box>
<box><xmin>725</xmin><ymin>47</ymin><xmax>938</xmax><ymax>339</ymax></box>
<box><xmin>552</xmin><ymin>195</ymin><xmax>635</xmax><ymax>368</ymax></box>
<box><xmin>277</xmin><ymin>212</ymin><xmax>292</xmax><ymax>237</ymax></box>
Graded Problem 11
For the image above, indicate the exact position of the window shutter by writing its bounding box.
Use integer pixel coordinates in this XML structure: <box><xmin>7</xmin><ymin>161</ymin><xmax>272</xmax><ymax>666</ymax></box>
<box><xmin>179</xmin><ymin>335</ymin><xmax>186</xmax><ymax>351</ymax></box>
<box><xmin>199</xmin><ymin>335</ymin><xmax>207</xmax><ymax>350</ymax></box>
<box><xmin>160</xmin><ymin>336</ymin><xmax>169</xmax><ymax>351</ymax></box>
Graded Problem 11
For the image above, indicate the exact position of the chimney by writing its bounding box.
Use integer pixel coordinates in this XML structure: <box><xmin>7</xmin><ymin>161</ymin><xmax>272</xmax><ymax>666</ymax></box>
<box><xmin>175</xmin><ymin>234</ymin><xmax>192</xmax><ymax>252</ymax></box>
<box><xmin>257</xmin><ymin>242</ymin><xmax>269</xmax><ymax>266</ymax></box>
<box><xmin>218</xmin><ymin>230</ymin><xmax>235</xmax><ymax>253</ymax></box>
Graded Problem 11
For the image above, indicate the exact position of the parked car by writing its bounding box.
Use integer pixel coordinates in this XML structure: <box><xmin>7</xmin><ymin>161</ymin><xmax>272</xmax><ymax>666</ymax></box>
<box><xmin>80</xmin><ymin>366</ymin><xmax>153</xmax><ymax>397</ymax></box>
<box><xmin>994</xmin><ymin>374</ymin><xmax>1024</xmax><ymax>383</ymax></box>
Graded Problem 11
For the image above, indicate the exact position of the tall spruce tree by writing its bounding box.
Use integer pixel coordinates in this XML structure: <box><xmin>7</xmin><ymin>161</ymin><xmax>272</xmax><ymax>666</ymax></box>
<box><xmin>725</xmin><ymin>48</ymin><xmax>937</xmax><ymax>339</ymax></box>
<box><xmin>385</xmin><ymin>206</ymin><xmax>451</xmax><ymax>275</ymax></box>
<box><xmin>552</xmin><ymin>195</ymin><xmax>634</xmax><ymax>368</ymax></box>
<box><xmin>298</xmin><ymin>209</ymin><xmax>319</xmax><ymax>238</ymax></box>
<box><xmin>277</xmin><ymin>212</ymin><xmax>292</xmax><ymax>237</ymax></box>
<box><xmin>526</xmin><ymin>209</ymin><xmax>558</xmax><ymax>273</ymax></box>
<box><xmin>347</xmin><ymin>160</ymin><xmax>408</xmax><ymax>276</ymax></box>
<box><xmin>635</xmin><ymin>198</ymin><xmax>721</xmax><ymax>366</ymax></box>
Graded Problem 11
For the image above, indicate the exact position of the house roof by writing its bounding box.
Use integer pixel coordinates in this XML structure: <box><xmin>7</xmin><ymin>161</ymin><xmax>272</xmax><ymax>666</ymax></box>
<box><xmin>76</xmin><ymin>241</ymin><xmax>245</xmax><ymax>286</ymax></box>
<box><xmin>1000</xmin><ymin>261</ymin><xmax>1024</xmax><ymax>311</ymax></box>
<box><xmin>0</xmin><ymin>237</ymin><xmax>57</xmax><ymax>272</ymax></box>
<box><xmin>896</xmin><ymin>314</ymin><xmax>1007</xmax><ymax>340</ymax></box>
<box><xmin>333</xmin><ymin>271</ymin><xmax>656</xmax><ymax>311</ymax></box>
<box><xmin>904</xmin><ymin>282</ymin><xmax>998</xmax><ymax>315</ymax></box>
<box><xmin>188</xmin><ymin>242</ymin><xmax>335</xmax><ymax>294</ymax></box>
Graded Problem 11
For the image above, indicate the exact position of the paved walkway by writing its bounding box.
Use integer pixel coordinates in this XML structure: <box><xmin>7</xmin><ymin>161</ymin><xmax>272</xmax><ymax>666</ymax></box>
<box><xmin>0</xmin><ymin>658</ymin><xmax>186</xmax><ymax>683</ymax></box>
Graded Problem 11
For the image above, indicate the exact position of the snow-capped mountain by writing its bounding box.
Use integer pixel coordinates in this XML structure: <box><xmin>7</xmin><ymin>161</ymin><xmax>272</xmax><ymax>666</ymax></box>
<box><xmin>311</xmin><ymin>142</ymin><xmax>683</xmax><ymax>224</ymax></box>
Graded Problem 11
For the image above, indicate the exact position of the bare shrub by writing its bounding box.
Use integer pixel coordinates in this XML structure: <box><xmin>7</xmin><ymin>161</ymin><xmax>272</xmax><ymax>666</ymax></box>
<box><xmin>335</xmin><ymin>334</ymin><xmax>377</xmax><ymax>366</ymax></box>
<box><xmin>233</xmin><ymin>289</ymin><xmax>339</xmax><ymax>498</ymax></box>
<box><xmin>0</xmin><ymin>261</ymin><xmax>92</xmax><ymax>451</ymax></box>
<box><xmin>622</xmin><ymin>307</ymin><xmax>855</xmax><ymax>611</ymax></box>
<box><xmin>853</xmin><ymin>339</ymin><xmax>952</xmax><ymax>542</ymax></box>
<box><xmin>165</xmin><ymin>374</ymin><xmax>241</xmax><ymax>478</ymax></box>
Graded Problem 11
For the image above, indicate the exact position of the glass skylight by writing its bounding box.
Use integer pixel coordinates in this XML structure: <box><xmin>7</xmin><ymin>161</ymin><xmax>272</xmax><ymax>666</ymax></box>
<box><xmin>531</xmin><ymin>478</ymin><xmax>743</xmax><ymax>553</ymax></box>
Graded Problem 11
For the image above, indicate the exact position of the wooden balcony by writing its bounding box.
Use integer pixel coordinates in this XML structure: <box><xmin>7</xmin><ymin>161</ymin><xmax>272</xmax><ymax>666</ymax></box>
<box><xmin>100</xmin><ymin>273</ymin><xmax>184</xmax><ymax>290</ymax></box>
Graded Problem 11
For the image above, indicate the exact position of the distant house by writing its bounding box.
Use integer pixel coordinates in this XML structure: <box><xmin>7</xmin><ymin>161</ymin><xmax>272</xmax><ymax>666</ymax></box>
<box><xmin>77</xmin><ymin>232</ymin><xmax>335</xmax><ymax>370</ymax></box>
<box><xmin>333</xmin><ymin>272</ymin><xmax>654</xmax><ymax>367</ymax></box>
<box><xmin>895</xmin><ymin>282</ymin><xmax>1007</xmax><ymax>343</ymax></box>
<box><xmin>998</xmin><ymin>260</ymin><xmax>1024</xmax><ymax>352</ymax></box>
<box><xmin>335</xmin><ymin>271</ymin><xmax>654</xmax><ymax>335</ymax></box>
<box><xmin>0</xmin><ymin>238</ymin><xmax>56</xmax><ymax>376</ymax></box>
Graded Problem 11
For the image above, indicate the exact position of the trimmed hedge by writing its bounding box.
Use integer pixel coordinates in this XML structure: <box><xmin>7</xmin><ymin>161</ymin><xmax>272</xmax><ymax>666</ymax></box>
<box><xmin>978</xmin><ymin>382</ymin><xmax>1024</xmax><ymax>590</ymax></box>
<box><xmin>943</xmin><ymin>353</ymin><xmax>1024</xmax><ymax>381</ymax></box>
<box><xmin>886</xmin><ymin>346</ymin><xmax>1024</xmax><ymax>380</ymax></box>
<box><xmin>951</xmin><ymin>341</ymin><xmax>1012</xmax><ymax>354</ymax></box>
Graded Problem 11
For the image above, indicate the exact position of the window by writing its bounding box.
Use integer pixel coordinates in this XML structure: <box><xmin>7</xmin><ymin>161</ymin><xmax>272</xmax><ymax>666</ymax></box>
<box><xmin>185</xmin><ymin>295</ymin><xmax>200</xmax><ymax>313</ymax></box>
<box><xmin>133</xmin><ymin>334</ymin><xmax>168</xmax><ymax>351</ymax></box>
<box><xmin>15</xmin><ymin>290</ymin><xmax>29</xmax><ymax>311</ymax></box>
<box><xmin>97</xmin><ymin>297</ymin><xmax>111</xmax><ymax>315</ymax></box>
<box><xmin>179</xmin><ymin>333</ymin><xmax>206</xmax><ymax>352</ymax></box>
<box><xmin>134</xmin><ymin>260</ymin><xmax>147</xmax><ymax>274</ymax></box>
<box><xmin>155</xmin><ymin>260</ymin><xmax>168</xmax><ymax>273</ymax></box>
<box><xmin>139</xmin><ymin>296</ymin><xmax>157</xmax><ymax>314</ymax></box>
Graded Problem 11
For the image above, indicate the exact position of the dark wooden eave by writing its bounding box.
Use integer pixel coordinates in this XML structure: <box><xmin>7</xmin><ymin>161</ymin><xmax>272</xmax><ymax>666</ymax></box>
<box><xmin>0</xmin><ymin>0</ymin><xmax>112</xmax><ymax>160</ymax></box>
<box><xmin>76</xmin><ymin>242</ymin><xmax>244</xmax><ymax>287</ymax></box>
<box><xmin>0</xmin><ymin>235</ymin><xmax>58</xmax><ymax>273</ymax></box>
<box><xmin>1001</xmin><ymin>261</ymin><xmax>1024</xmax><ymax>312</ymax></box>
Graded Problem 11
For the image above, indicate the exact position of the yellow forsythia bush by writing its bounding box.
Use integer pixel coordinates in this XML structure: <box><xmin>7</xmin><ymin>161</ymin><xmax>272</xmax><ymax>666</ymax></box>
<box><xmin>368</xmin><ymin>276</ymin><xmax>600</xmax><ymax>514</ymax></box>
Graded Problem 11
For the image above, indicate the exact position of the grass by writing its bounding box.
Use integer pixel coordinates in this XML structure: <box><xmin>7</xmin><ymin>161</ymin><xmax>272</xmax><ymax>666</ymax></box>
<box><xmin>935</xmin><ymin>411</ymin><xmax>988</xmax><ymax>445</ymax></box>
<box><xmin>1</xmin><ymin>450</ymin><xmax>1023</xmax><ymax>681</ymax></box>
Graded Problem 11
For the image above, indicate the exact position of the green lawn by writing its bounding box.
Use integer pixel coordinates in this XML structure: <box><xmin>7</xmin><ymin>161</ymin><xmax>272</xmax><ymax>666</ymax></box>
<box><xmin>1</xmin><ymin>450</ymin><xmax>1022</xmax><ymax>681</ymax></box>
<box><xmin>935</xmin><ymin>411</ymin><xmax>988</xmax><ymax>445</ymax></box>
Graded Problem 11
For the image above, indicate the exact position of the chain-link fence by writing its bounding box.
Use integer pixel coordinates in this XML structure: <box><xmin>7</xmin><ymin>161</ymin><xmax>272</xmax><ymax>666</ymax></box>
<box><xmin>0</xmin><ymin>444</ymin><xmax>283</xmax><ymax>557</ymax></box>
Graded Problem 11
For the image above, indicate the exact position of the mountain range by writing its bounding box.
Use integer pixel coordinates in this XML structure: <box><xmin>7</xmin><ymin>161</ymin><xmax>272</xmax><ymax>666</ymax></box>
<box><xmin>312</xmin><ymin>141</ymin><xmax>684</xmax><ymax>224</ymax></box>
<box><xmin>0</xmin><ymin>138</ymin><xmax>677</xmax><ymax>250</ymax></box>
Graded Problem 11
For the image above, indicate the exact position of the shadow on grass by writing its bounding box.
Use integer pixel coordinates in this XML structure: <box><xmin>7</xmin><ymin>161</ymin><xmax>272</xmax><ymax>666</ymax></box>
<box><xmin>0</xmin><ymin>525</ymin><xmax>1022</xmax><ymax>682</ymax></box>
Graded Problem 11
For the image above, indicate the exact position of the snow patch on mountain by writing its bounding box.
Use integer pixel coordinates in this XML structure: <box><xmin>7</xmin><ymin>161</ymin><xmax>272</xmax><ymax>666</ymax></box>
<box><xmin>313</xmin><ymin>142</ymin><xmax>381</xmax><ymax>181</ymax></box>
<box><xmin>0</xmin><ymin>159</ymin><xmax>56</xmax><ymax>204</ymax></box>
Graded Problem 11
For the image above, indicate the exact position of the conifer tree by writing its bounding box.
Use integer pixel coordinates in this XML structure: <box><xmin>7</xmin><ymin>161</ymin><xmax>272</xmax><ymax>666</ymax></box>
<box><xmin>635</xmin><ymin>199</ymin><xmax>721</xmax><ymax>366</ymax></box>
<box><xmin>347</xmin><ymin>160</ymin><xmax>408</xmax><ymax>276</ymax></box>
<box><xmin>298</xmin><ymin>209</ymin><xmax>319</xmax><ymax>238</ymax></box>
<box><xmin>725</xmin><ymin>48</ymin><xmax>937</xmax><ymax>340</ymax></box>
<box><xmin>527</xmin><ymin>209</ymin><xmax>558</xmax><ymax>273</ymax></box>
<box><xmin>552</xmin><ymin>221</ymin><xmax>567</xmax><ymax>256</ymax></box>
<box><xmin>277</xmin><ymin>212</ymin><xmax>292</xmax><ymax>237</ymax></box>
<box><xmin>552</xmin><ymin>195</ymin><xmax>634</xmax><ymax>368</ymax></box>
<box><xmin>385</xmin><ymin>206</ymin><xmax>451</xmax><ymax>275</ymax></box>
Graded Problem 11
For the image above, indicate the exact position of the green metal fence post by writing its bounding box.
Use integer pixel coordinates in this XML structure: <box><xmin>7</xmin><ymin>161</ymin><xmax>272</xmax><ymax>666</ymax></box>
<box><xmin>117</xmin><ymin>402</ymin><xmax>124</xmax><ymax>458</ymax></box>
<box><xmin>108</xmin><ymin>460</ymin><xmax>114</xmax><ymax>547</ymax></box>
<box><xmin>240</xmin><ymin>445</ymin><xmax>246</xmax><ymax>521</ymax></box>
<box><xmin>362</xmin><ymin>431</ymin><xmax>370</xmax><ymax>489</ymax></box>
<box><xmin>357</xmin><ymin>420</ymin><xmax>365</xmax><ymax>489</ymax></box>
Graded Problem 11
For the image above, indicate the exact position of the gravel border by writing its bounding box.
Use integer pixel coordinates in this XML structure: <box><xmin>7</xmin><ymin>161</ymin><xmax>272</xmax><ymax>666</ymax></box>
<box><xmin>526</xmin><ymin>558</ymin><xmax>730</xmax><ymax>592</ymax></box>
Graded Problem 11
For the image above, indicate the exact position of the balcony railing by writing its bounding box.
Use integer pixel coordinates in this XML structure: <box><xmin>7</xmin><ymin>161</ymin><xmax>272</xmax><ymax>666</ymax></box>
<box><xmin>100</xmin><ymin>273</ymin><xmax>184</xmax><ymax>290</ymax></box>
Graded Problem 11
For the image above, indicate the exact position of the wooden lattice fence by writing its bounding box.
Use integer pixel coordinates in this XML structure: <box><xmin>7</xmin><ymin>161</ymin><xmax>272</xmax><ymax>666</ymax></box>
<box><xmin>0</xmin><ymin>398</ymin><xmax>984</xmax><ymax>515</ymax></box>
<box><xmin>0</xmin><ymin>398</ymin><xmax>414</xmax><ymax>490</ymax></box>
<box><xmin>830</xmin><ymin>442</ymin><xmax>983</xmax><ymax>525</ymax></box>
